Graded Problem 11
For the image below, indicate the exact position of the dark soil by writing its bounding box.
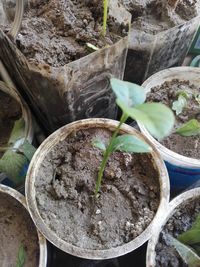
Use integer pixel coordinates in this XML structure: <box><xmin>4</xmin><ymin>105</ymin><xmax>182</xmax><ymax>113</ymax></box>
<box><xmin>155</xmin><ymin>198</ymin><xmax>200</xmax><ymax>267</ymax></box>
<box><xmin>0</xmin><ymin>90</ymin><xmax>21</xmax><ymax>158</ymax></box>
<box><xmin>35</xmin><ymin>127</ymin><xmax>160</xmax><ymax>250</ymax></box>
<box><xmin>147</xmin><ymin>79</ymin><xmax>200</xmax><ymax>159</ymax></box>
<box><xmin>4</xmin><ymin>0</ymin><xmax>128</xmax><ymax>67</ymax></box>
<box><xmin>0</xmin><ymin>192</ymin><xmax>39</xmax><ymax>267</ymax></box>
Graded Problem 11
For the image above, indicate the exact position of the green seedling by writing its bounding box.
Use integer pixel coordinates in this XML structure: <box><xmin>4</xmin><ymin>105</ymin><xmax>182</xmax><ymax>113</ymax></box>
<box><xmin>16</xmin><ymin>244</ymin><xmax>26</xmax><ymax>267</ymax></box>
<box><xmin>102</xmin><ymin>0</ymin><xmax>108</xmax><ymax>36</ymax></box>
<box><xmin>86</xmin><ymin>43</ymin><xmax>99</xmax><ymax>52</ymax></box>
<box><xmin>93</xmin><ymin>78</ymin><xmax>175</xmax><ymax>197</ymax></box>
<box><xmin>168</xmin><ymin>214</ymin><xmax>200</xmax><ymax>267</ymax></box>
<box><xmin>0</xmin><ymin>118</ymin><xmax>36</xmax><ymax>183</ymax></box>
<box><xmin>172</xmin><ymin>91</ymin><xmax>189</xmax><ymax>115</ymax></box>
<box><xmin>175</xmin><ymin>119</ymin><xmax>200</xmax><ymax>137</ymax></box>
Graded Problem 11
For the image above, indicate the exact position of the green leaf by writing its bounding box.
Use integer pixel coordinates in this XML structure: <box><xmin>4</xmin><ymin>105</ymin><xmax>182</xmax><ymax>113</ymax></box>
<box><xmin>112</xmin><ymin>134</ymin><xmax>152</xmax><ymax>153</ymax></box>
<box><xmin>172</xmin><ymin>94</ymin><xmax>187</xmax><ymax>115</ymax></box>
<box><xmin>168</xmin><ymin>235</ymin><xmax>200</xmax><ymax>267</ymax></box>
<box><xmin>8</xmin><ymin>118</ymin><xmax>25</xmax><ymax>145</ymax></box>
<box><xmin>20</xmin><ymin>141</ymin><xmax>36</xmax><ymax>161</ymax></box>
<box><xmin>178</xmin><ymin>214</ymin><xmax>200</xmax><ymax>245</ymax></box>
<box><xmin>92</xmin><ymin>139</ymin><xmax>106</xmax><ymax>151</ymax></box>
<box><xmin>0</xmin><ymin>150</ymin><xmax>28</xmax><ymax>183</ymax></box>
<box><xmin>176</xmin><ymin>119</ymin><xmax>200</xmax><ymax>137</ymax></box>
<box><xmin>117</xmin><ymin>100</ymin><xmax>175</xmax><ymax>140</ymax></box>
<box><xmin>110</xmin><ymin>78</ymin><xmax>146</xmax><ymax>108</ymax></box>
<box><xmin>16</xmin><ymin>244</ymin><xmax>26</xmax><ymax>267</ymax></box>
<box><xmin>86</xmin><ymin>42</ymin><xmax>99</xmax><ymax>52</ymax></box>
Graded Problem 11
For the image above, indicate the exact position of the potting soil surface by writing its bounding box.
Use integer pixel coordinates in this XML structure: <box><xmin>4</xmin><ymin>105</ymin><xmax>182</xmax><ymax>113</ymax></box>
<box><xmin>4</xmin><ymin>0</ymin><xmax>127</xmax><ymax>67</ymax></box>
<box><xmin>0</xmin><ymin>192</ymin><xmax>39</xmax><ymax>267</ymax></box>
<box><xmin>0</xmin><ymin>90</ymin><xmax>21</xmax><ymax>158</ymax></box>
<box><xmin>155</xmin><ymin>198</ymin><xmax>200</xmax><ymax>267</ymax></box>
<box><xmin>147</xmin><ymin>79</ymin><xmax>200</xmax><ymax>159</ymax></box>
<box><xmin>35</xmin><ymin>127</ymin><xmax>160</xmax><ymax>250</ymax></box>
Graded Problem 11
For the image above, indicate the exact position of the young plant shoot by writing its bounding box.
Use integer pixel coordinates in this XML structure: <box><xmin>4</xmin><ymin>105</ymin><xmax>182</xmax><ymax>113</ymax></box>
<box><xmin>102</xmin><ymin>0</ymin><xmax>108</xmax><ymax>36</ymax></box>
<box><xmin>93</xmin><ymin>78</ymin><xmax>175</xmax><ymax>197</ymax></box>
<box><xmin>16</xmin><ymin>243</ymin><xmax>26</xmax><ymax>267</ymax></box>
<box><xmin>168</xmin><ymin>213</ymin><xmax>200</xmax><ymax>267</ymax></box>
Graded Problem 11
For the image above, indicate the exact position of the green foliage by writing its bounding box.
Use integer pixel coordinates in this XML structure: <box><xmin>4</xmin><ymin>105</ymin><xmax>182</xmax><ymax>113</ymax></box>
<box><xmin>93</xmin><ymin>78</ymin><xmax>174</xmax><ymax>196</ymax></box>
<box><xmin>16</xmin><ymin>244</ymin><xmax>26</xmax><ymax>267</ymax></box>
<box><xmin>20</xmin><ymin>141</ymin><xmax>37</xmax><ymax>162</ymax></box>
<box><xmin>172</xmin><ymin>94</ymin><xmax>187</xmax><ymax>115</ymax></box>
<box><xmin>168</xmin><ymin>235</ymin><xmax>200</xmax><ymax>267</ymax></box>
<box><xmin>176</xmin><ymin>119</ymin><xmax>200</xmax><ymax>137</ymax></box>
<box><xmin>8</xmin><ymin>118</ymin><xmax>25</xmax><ymax>145</ymax></box>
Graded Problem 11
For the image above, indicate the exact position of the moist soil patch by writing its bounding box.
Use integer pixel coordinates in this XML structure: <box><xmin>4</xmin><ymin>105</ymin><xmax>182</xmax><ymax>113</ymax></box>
<box><xmin>0</xmin><ymin>90</ymin><xmax>21</xmax><ymax>158</ymax></box>
<box><xmin>155</xmin><ymin>198</ymin><xmax>200</xmax><ymax>267</ymax></box>
<box><xmin>35</xmin><ymin>127</ymin><xmax>160</xmax><ymax>250</ymax></box>
<box><xmin>3</xmin><ymin>0</ymin><xmax>127</xmax><ymax>67</ymax></box>
<box><xmin>147</xmin><ymin>79</ymin><xmax>200</xmax><ymax>159</ymax></box>
<box><xmin>0</xmin><ymin>192</ymin><xmax>39</xmax><ymax>267</ymax></box>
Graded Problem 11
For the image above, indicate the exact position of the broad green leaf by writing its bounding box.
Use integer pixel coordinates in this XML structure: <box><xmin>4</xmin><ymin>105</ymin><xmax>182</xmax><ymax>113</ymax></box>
<box><xmin>112</xmin><ymin>134</ymin><xmax>152</xmax><ymax>153</ymax></box>
<box><xmin>176</xmin><ymin>119</ymin><xmax>200</xmax><ymax>137</ymax></box>
<box><xmin>168</xmin><ymin>235</ymin><xmax>200</xmax><ymax>267</ymax></box>
<box><xmin>16</xmin><ymin>244</ymin><xmax>26</xmax><ymax>267</ymax></box>
<box><xmin>117</xmin><ymin>100</ymin><xmax>175</xmax><ymax>140</ymax></box>
<box><xmin>8</xmin><ymin>118</ymin><xmax>25</xmax><ymax>145</ymax></box>
<box><xmin>20</xmin><ymin>141</ymin><xmax>37</xmax><ymax>161</ymax></box>
<box><xmin>178</xmin><ymin>214</ymin><xmax>200</xmax><ymax>245</ymax></box>
<box><xmin>172</xmin><ymin>95</ymin><xmax>187</xmax><ymax>115</ymax></box>
<box><xmin>110</xmin><ymin>78</ymin><xmax>146</xmax><ymax>108</ymax></box>
<box><xmin>92</xmin><ymin>139</ymin><xmax>106</xmax><ymax>151</ymax></box>
<box><xmin>0</xmin><ymin>150</ymin><xmax>28</xmax><ymax>183</ymax></box>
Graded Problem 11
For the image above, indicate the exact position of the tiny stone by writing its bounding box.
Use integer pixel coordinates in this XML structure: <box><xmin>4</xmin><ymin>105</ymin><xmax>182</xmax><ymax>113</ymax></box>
<box><xmin>96</xmin><ymin>209</ymin><xmax>101</xmax><ymax>215</ymax></box>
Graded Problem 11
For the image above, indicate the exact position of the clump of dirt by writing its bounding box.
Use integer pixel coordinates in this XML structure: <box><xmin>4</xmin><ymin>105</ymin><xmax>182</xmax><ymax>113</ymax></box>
<box><xmin>147</xmin><ymin>79</ymin><xmax>200</xmax><ymax>159</ymax></box>
<box><xmin>35</xmin><ymin>127</ymin><xmax>160</xmax><ymax>250</ymax></box>
<box><xmin>0</xmin><ymin>90</ymin><xmax>21</xmax><ymax>158</ymax></box>
<box><xmin>0</xmin><ymin>192</ymin><xmax>39</xmax><ymax>267</ymax></box>
<box><xmin>155</xmin><ymin>198</ymin><xmax>200</xmax><ymax>267</ymax></box>
<box><xmin>3</xmin><ymin>0</ymin><xmax>128</xmax><ymax>67</ymax></box>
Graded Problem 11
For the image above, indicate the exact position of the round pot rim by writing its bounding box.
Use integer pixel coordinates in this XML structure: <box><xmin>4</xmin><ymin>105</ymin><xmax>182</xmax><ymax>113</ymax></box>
<box><xmin>0</xmin><ymin>81</ymin><xmax>33</xmax><ymax>144</ymax></box>
<box><xmin>0</xmin><ymin>184</ymin><xmax>47</xmax><ymax>267</ymax></box>
<box><xmin>25</xmin><ymin>118</ymin><xmax>170</xmax><ymax>259</ymax></box>
<box><xmin>146</xmin><ymin>187</ymin><xmax>200</xmax><ymax>267</ymax></box>
<box><xmin>139</xmin><ymin>66</ymin><xmax>200</xmax><ymax>168</ymax></box>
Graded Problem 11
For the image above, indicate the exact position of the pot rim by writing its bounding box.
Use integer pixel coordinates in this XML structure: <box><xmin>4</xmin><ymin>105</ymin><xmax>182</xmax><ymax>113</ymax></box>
<box><xmin>25</xmin><ymin>118</ymin><xmax>170</xmax><ymax>259</ymax></box>
<box><xmin>0</xmin><ymin>184</ymin><xmax>47</xmax><ymax>267</ymax></box>
<box><xmin>146</xmin><ymin>187</ymin><xmax>200</xmax><ymax>267</ymax></box>
<box><xmin>139</xmin><ymin>66</ymin><xmax>200</xmax><ymax>168</ymax></box>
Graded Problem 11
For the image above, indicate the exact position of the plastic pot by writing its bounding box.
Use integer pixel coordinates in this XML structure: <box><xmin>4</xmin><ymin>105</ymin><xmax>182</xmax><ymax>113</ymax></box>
<box><xmin>146</xmin><ymin>187</ymin><xmax>200</xmax><ymax>267</ymax></box>
<box><xmin>25</xmin><ymin>118</ymin><xmax>170</xmax><ymax>260</ymax></box>
<box><xmin>139</xmin><ymin>67</ymin><xmax>200</xmax><ymax>193</ymax></box>
<box><xmin>0</xmin><ymin>2</ymin><xmax>131</xmax><ymax>134</ymax></box>
<box><xmin>0</xmin><ymin>184</ymin><xmax>47</xmax><ymax>267</ymax></box>
<box><xmin>124</xmin><ymin>15</ymin><xmax>200</xmax><ymax>84</ymax></box>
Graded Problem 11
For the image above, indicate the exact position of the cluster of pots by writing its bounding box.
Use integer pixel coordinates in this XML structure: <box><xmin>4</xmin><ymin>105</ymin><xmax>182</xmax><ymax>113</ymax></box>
<box><xmin>0</xmin><ymin>1</ymin><xmax>200</xmax><ymax>267</ymax></box>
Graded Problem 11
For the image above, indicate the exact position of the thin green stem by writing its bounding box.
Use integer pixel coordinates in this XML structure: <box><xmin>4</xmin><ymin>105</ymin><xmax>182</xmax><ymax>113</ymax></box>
<box><xmin>95</xmin><ymin>113</ymin><xmax>128</xmax><ymax>197</ymax></box>
<box><xmin>102</xmin><ymin>0</ymin><xmax>108</xmax><ymax>37</ymax></box>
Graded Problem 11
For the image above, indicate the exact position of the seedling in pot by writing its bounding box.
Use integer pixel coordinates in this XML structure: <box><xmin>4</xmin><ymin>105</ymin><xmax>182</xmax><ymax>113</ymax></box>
<box><xmin>93</xmin><ymin>78</ymin><xmax>175</xmax><ymax>197</ymax></box>
<box><xmin>102</xmin><ymin>0</ymin><xmax>108</xmax><ymax>36</ymax></box>
<box><xmin>168</xmin><ymin>213</ymin><xmax>200</xmax><ymax>267</ymax></box>
<box><xmin>16</xmin><ymin>243</ymin><xmax>26</xmax><ymax>267</ymax></box>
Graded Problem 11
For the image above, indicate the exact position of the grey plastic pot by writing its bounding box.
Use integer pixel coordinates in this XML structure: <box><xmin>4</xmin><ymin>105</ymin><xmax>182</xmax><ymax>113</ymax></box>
<box><xmin>0</xmin><ymin>1</ymin><xmax>131</xmax><ymax>134</ymax></box>
<box><xmin>0</xmin><ymin>184</ymin><xmax>47</xmax><ymax>267</ymax></box>
<box><xmin>139</xmin><ymin>67</ymin><xmax>200</xmax><ymax>193</ymax></box>
<box><xmin>25</xmin><ymin>118</ymin><xmax>170</xmax><ymax>260</ymax></box>
<box><xmin>146</xmin><ymin>187</ymin><xmax>200</xmax><ymax>267</ymax></box>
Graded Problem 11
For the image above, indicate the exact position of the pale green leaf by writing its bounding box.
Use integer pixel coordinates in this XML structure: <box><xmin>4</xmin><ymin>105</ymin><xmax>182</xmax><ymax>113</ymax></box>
<box><xmin>178</xmin><ymin>214</ymin><xmax>200</xmax><ymax>245</ymax></box>
<box><xmin>8</xmin><ymin>118</ymin><xmax>25</xmax><ymax>145</ymax></box>
<box><xmin>16</xmin><ymin>244</ymin><xmax>26</xmax><ymax>267</ymax></box>
<box><xmin>176</xmin><ymin>119</ymin><xmax>200</xmax><ymax>137</ymax></box>
<box><xmin>0</xmin><ymin>150</ymin><xmax>28</xmax><ymax>183</ymax></box>
<box><xmin>20</xmin><ymin>141</ymin><xmax>36</xmax><ymax>161</ymax></box>
<box><xmin>92</xmin><ymin>139</ymin><xmax>106</xmax><ymax>151</ymax></box>
<box><xmin>86</xmin><ymin>42</ymin><xmax>99</xmax><ymax>51</ymax></box>
<box><xmin>117</xmin><ymin>100</ymin><xmax>175</xmax><ymax>140</ymax></box>
<box><xmin>168</xmin><ymin>235</ymin><xmax>200</xmax><ymax>267</ymax></box>
<box><xmin>172</xmin><ymin>95</ymin><xmax>187</xmax><ymax>115</ymax></box>
<box><xmin>110</xmin><ymin>78</ymin><xmax>146</xmax><ymax>108</ymax></box>
<box><xmin>112</xmin><ymin>134</ymin><xmax>152</xmax><ymax>153</ymax></box>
